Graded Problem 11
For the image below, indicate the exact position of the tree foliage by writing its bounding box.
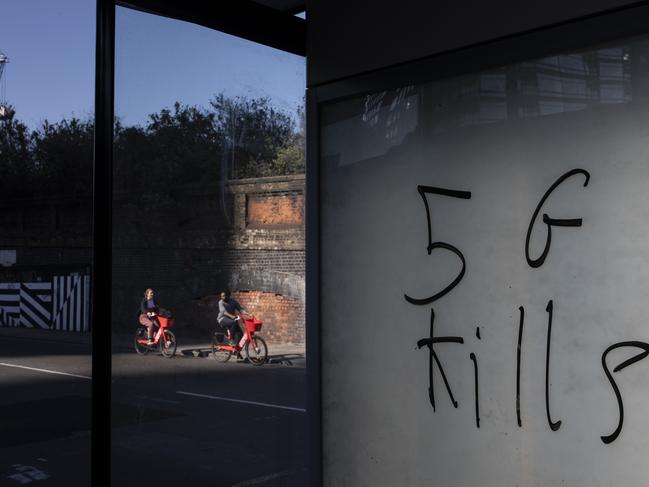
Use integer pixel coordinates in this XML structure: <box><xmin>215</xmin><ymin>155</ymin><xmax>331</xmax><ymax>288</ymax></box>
<box><xmin>0</xmin><ymin>108</ymin><xmax>36</xmax><ymax>198</ymax></box>
<box><xmin>0</xmin><ymin>94</ymin><xmax>305</xmax><ymax>201</ymax></box>
<box><xmin>32</xmin><ymin>117</ymin><xmax>94</xmax><ymax>197</ymax></box>
<box><xmin>210</xmin><ymin>94</ymin><xmax>298</xmax><ymax>179</ymax></box>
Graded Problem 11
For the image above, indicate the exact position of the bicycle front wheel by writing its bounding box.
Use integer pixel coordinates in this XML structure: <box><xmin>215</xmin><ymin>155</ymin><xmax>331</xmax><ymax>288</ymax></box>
<box><xmin>160</xmin><ymin>329</ymin><xmax>177</xmax><ymax>358</ymax></box>
<box><xmin>246</xmin><ymin>336</ymin><xmax>268</xmax><ymax>366</ymax></box>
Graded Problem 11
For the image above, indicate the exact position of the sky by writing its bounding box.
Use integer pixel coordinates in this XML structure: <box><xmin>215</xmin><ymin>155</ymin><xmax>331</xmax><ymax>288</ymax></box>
<box><xmin>0</xmin><ymin>0</ymin><xmax>306</xmax><ymax>129</ymax></box>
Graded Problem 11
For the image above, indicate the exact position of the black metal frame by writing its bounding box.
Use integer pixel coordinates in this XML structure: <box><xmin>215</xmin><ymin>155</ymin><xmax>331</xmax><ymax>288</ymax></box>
<box><xmin>305</xmin><ymin>2</ymin><xmax>649</xmax><ymax>486</ymax></box>
<box><xmin>91</xmin><ymin>1</ymin><xmax>304</xmax><ymax>484</ymax></box>
<box><xmin>117</xmin><ymin>0</ymin><xmax>306</xmax><ymax>56</ymax></box>
<box><xmin>305</xmin><ymin>86</ymin><xmax>321</xmax><ymax>487</ymax></box>
<box><xmin>92</xmin><ymin>0</ymin><xmax>114</xmax><ymax>484</ymax></box>
<box><xmin>312</xmin><ymin>1</ymin><xmax>649</xmax><ymax>103</ymax></box>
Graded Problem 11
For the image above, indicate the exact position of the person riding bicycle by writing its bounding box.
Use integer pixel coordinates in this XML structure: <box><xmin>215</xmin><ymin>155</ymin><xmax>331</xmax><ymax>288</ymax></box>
<box><xmin>139</xmin><ymin>288</ymin><xmax>159</xmax><ymax>346</ymax></box>
<box><xmin>217</xmin><ymin>290</ymin><xmax>250</xmax><ymax>355</ymax></box>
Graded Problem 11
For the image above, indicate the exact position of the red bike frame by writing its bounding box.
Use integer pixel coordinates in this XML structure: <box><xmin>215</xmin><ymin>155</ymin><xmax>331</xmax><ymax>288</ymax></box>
<box><xmin>135</xmin><ymin>314</ymin><xmax>174</xmax><ymax>348</ymax></box>
<box><xmin>215</xmin><ymin>315</ymin><xmax>263</xmax><ymax>354</ymax></box>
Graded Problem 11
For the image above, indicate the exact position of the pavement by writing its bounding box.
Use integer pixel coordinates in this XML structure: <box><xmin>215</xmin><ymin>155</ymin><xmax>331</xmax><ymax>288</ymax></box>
<box><xmin>0</xmin><ymin>326</ymin><xmax>309</xmax><ymax>487</ymax></box>
<box><xmin>0</xmin><ymin>326</ymin><xmax>305</xmax><ymax>364</ymax></box>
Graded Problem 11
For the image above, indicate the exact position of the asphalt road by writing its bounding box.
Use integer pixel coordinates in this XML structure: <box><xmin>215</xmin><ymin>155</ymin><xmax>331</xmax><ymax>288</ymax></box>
<box><xmin>0</xmin><ymin>334</ymin><xmax>308</xmax><ymax>487</ymax></box>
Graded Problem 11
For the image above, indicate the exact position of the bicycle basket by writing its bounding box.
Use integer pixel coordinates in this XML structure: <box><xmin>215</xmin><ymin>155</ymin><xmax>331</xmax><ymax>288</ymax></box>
<box><xmin>157</xmin><ymin>316</ymin><xmax>174</xmax><ymax>328</ymax></box>
<box><xmin>244</xmin><ymin>318</ymin><xmax>263</xmax><ymax>333</ymax></box>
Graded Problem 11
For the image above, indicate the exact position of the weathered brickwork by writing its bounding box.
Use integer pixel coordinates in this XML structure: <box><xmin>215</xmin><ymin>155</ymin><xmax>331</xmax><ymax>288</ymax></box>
<box><xmin>180</xmin><ymin>291</ymin><xmax>304</xmax><ymax>345</ymax></box>
<box><xmin>247</xmin><ymin>193</ymin><xmax>304</xmax><ymax>228</ymax></box>
<box><xmin>234</xmin><ymin>291</ymin><xmax>304</xmax><ymax>345</ymax></box>
<box><xmin>230</xmin><ymin>176</ymin><xmax>304</xmax><ymax>251</ymax></box>
<box><xmin>111</xmin><ymin>248</ymin><xmax>305</xmax><ymax>328</ymax></box>
<box><xmin>0</xmin><ymin>174</ymin><xmax>306</xmax><ymax>344</ymax></box>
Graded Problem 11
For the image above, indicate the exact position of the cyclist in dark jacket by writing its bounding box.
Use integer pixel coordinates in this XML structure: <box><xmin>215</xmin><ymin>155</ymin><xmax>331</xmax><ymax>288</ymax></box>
<box><xmin>217</xmin><ymin>290</ymin><xmax>249</xmax><ymax>354</ymax></box>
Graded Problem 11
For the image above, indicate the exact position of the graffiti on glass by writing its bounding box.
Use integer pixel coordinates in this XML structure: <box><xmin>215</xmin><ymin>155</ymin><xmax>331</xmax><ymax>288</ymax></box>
<box><xmin>405</xmin><ymin>169</ymin><xmax>646</xmax><ymax>444</ymax></box>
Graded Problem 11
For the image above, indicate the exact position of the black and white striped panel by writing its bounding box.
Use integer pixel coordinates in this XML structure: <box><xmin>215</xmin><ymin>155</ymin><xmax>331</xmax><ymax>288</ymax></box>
<box><xmin>52</xmin><ymin>275</ymin><xmax>90</xmax><ymax>332</ymax></box>
<box><xmin>19</xmin><ymin>283</ymin><xmax>52</xmax><ymax>329</ymax></box>
<box><xmin>0</xmin><ymin>283</ymin><xmax>20</xmax><ymax>327</ymax></box>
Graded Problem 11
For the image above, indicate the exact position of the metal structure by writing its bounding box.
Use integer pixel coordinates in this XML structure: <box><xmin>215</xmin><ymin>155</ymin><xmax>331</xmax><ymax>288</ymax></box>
<box><xmin>0</xmin><ymin>49</ymin><xmax>9</xmax><ymax>119</ymax></box>
<box><xmin>0</xmin><ymin>50</ymin><xmax>7</xmax><ymax>79</ymax></box>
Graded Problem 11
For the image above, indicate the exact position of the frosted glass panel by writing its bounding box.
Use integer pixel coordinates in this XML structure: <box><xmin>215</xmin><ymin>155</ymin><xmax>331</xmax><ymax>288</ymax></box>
<box><xmin>320</xmin><ymin>37</ymin><xmax>649</xmax><ymax>486</ymax></box>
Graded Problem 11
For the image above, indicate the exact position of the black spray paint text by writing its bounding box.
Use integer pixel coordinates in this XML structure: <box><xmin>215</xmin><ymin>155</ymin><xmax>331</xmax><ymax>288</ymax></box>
<box><xmin>404</xmin><ymin>169</ymin><xmax>648</xmax><ymax>444</ymax></box>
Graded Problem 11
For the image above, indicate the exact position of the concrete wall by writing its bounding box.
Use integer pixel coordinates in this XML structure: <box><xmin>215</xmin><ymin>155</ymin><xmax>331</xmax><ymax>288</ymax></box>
<box><xmin>307</xmin><ymin>0</ymin><xmax>638</xmax><ymax>86</ymax></box>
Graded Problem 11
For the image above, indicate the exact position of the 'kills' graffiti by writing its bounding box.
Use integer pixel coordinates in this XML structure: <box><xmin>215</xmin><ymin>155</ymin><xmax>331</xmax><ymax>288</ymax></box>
<box><xmin>405</xmin><ymin>168</ymin><xmax>648</xmax><ymax>445</ymax></box>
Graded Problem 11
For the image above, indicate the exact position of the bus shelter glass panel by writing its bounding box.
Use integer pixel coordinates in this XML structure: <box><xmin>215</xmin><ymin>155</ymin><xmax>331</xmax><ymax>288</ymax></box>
<box><xmin>0</xmin><ymin>1</ymin><xmax>95</xmax><ymax>484</ymax></box>
<box><xmin>112</xmin><ymin>7</ymin><xmax>307</xmax><ymax>486</ymax></box>
<box><xmin>320</xmin><ymin>35</ymin><xmax>649</xmax><ymax>486</ymax></box>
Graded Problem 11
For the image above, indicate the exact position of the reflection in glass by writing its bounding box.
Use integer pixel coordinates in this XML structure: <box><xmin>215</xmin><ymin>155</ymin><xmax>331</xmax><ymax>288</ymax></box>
<box><xmin>318</xmin><ymin>32</ymin><xmax>649</xmax><ymax>487</ymax></box>
<box><xmin>322</xmin><ymin>40</ymin><xmax>649</xmax><ymax>169</ymax></box>
<box><xmin>0</xmin><ymin>1</ymin><xmax>94</xmax><ymax>484</ymax></box>
<box><xmin>432</xmin><ymin>45</ymin><xmax>634</xmax><ymax>131</ymax></box>
<box><xmin>112</xmin><ymin>7</ymin><xmax>307</xmax><ymax>486</ymax></box>
<box><xmin>322</xmin><ymin>85</ymin><xmax>419</xmax><ymax>167</ymax></box>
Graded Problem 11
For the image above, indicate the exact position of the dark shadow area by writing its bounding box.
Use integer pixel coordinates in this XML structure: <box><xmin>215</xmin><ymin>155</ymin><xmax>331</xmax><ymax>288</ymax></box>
<box><xmin>0</xmin><ymin>341</ymin><xmax>307</xmax><ymax>486</ymax></box>
<box><xmin>110</xmin><ymin>356</ymin><xmax>309</xmax><ymax>487</ymax></box>
<box><xmin>179</xmin><ymin>347</ymin><xmax>305</xmax><ymax>365</ymax></box>
<box><xmin>267</xmin><ymin>353</ymin><xmax>305</xmax><ymax>365</ymax></box>
<box><xmin>0</xmin><ymin>395</ymin><xmax>183</xmax><ymax>449</ymax></box>
<box><xmin>0</xmin><ymin>395</ymin><xmax>91</xmax><ymax>449</ymax></box>
<box><xmin>0</xmin><ymin>364</ymin><xmax>91</xmax><ymax>487</ymax></box>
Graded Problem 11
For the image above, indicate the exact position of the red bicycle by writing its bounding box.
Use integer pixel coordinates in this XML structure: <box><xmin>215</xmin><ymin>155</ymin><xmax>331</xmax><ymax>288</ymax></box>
<box><xmin>134</xmin><ymin>313</ymin><xmax>178</xmax><ymax>358</ymax></box>
<box><xmin>212</xmin><ymin>315</ymin><xmax>268</xmax><ymax>366</ymax></box>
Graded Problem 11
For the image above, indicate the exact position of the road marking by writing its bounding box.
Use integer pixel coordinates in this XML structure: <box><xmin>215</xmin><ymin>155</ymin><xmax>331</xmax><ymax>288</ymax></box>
<box><xmin>231</xmin><ymin>469</ymin><xmax>303</xmax><ymax>486</ymax></box>
<box><xmin>176</xmin><ymin>391</ymin><xmax>306</xmax><ymax>413</ymax></box>
<box><xmin>0</xmin><ymin>362</ymin><xmax>91</xmax><ymax>380</ymax></box>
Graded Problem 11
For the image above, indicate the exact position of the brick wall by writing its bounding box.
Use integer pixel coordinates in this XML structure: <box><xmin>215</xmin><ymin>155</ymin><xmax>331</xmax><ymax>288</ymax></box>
<box><xmin>177</xmin><ymin>291</ymin><xmax>304</xmax><ymax>345</ymax></box>
<box><xmin>234</xmin><ymin>291</ymin><xmax>304</xmax><ymax>344</ymax></box>
<box><xmin>229</xmin><ymin>176</ymin><xmax>304</xmax><ymax>251</ymax></box>
<box><xmin>247</xmin><ymin>193</ymin><xmax>304</xmax><ymax>228</ymax></box>
<box><xmin>0</xmin><ymin>174</ymin><xmax>306</xmax><ymax>344</ymax></box>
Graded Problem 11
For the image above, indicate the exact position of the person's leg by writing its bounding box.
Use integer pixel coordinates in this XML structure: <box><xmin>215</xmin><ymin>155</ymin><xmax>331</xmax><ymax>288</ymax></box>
<box><xmin>220</xmin><ymin>317</ymin><xmax>236</xmax><ymax>344</ymax></box>
<box><xmin>222</xmin><ymin>318</ymin><xmax>243</xmax><ymax>357</ymax></box>
<box><xmin>231</xmin><ymin>321</ymin><xmax>243</xmax><ymax>348</ymax></box>
<box><xmin>220</xmin><ymin>317</ymin><xmax>231</xmax><ymax>337</ymax></box>
<box><xmin>139</xmin><ymin>314</ymin><xmax>155</xmax><ymax>342</ymax></box>
<box><xmin>231</xmin><ymin>321</ymin><xmax>245</xmax><ymax>359</ymax></box>
<box><xmin>223</xmin><ymin>325</ymin><xmax>241</xmax><ymax>360</ymax></box>
<box><xmin>151</xmin><ymin>316</ymin><xmax>160</xmax><ymax>339</ymax></box>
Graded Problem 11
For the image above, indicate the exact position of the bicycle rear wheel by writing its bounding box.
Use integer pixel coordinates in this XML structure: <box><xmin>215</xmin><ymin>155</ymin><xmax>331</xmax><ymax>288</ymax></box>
<box><xmin>212</xmin><ymin>334</ymin><xmax>232</xmax><ymax>363</ymax></box>
<box><xmin>134</xmin><ymin>327</ymin><xmax>150</xmax><ymax>355</ymax></box>
<box><xmin>246</xmin><ymin>336</ymin><xmax>268</xmax><ymax>366</ymax></box>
